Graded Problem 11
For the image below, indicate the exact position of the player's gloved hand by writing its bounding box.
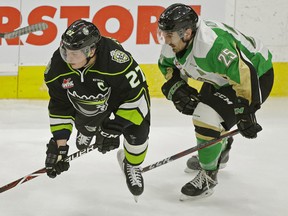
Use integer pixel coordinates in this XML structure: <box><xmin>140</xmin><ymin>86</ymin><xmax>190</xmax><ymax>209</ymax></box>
<box><xmin>234</xmin><ymin>97</ymin><xmax>262</xmax><ymax>139</ymax></box>
<box><xmin>96</xmin><ymin>119</ymin><xmax>122</xmax><ymax>154</ymax></box>
<box><xmin>162</xmin><ymin>76</ymin><xmax>199</xmax><ymax>115</ymax></box>
<box><xmin>45</xmin><ymin>138</ymin><xmax>70</xmax><ymax>178</ymax></box>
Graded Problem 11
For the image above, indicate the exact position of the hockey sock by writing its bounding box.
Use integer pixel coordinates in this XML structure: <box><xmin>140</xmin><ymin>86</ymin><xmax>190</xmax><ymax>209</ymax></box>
<box><xmin>197</xmin><ymin>137</ymin><xmax>225</xmax><ymax>170</ymax></box>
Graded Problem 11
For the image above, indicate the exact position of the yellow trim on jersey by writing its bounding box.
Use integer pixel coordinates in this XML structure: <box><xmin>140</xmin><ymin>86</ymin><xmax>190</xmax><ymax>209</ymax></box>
<box><xmin>50</xmin><ymin>124</ymin><xmax>73</xmax><ymax>133</ymax></box>
<box><xmin>89</xmin><ymin>57</ymin><xmax>134</xmax><ymax>76</ymax></box>
<box><xmin>45</xmin><ymin>71</ymin><xmax>79</xmax><ymax>84</ymax></box>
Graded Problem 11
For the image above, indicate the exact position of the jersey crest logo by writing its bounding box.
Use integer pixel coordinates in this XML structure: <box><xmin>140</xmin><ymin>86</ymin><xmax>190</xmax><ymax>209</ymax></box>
<box><xmin>110</xmin><ymin>49</ymin><xmax>130</xmax><ymax>63</ymax></box>
<box><xmin>62</xmin><ymin>78</ymin><xmax>74</xmax><ymax>89</ymax></box>
<box><xmin>174</xmin><ymin>60</ymin><xmax>182</xmax><ymax>70</ymax></box>
<box><xmin>67</xmin><ymin>80</ymin><xmax>111</xmax><ymax>117</ymax></box>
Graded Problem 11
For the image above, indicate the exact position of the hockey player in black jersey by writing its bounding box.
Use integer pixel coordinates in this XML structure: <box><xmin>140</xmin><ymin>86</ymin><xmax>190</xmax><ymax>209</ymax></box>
<box><xmin>44</xmin><ymin>19</ymin><xmax>150</xmax><ymax>199</ymax></box>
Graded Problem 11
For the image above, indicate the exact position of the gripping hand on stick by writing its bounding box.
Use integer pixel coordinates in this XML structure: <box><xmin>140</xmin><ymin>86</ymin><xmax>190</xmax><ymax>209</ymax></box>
<box><xmin>234</xmin><ymin>97</ymin><xmax>262</xmax><ymax>139</ymax></box>
<box><xmin>96</xmin><ymin>119</ymin><xmax>122</xmax><ymax>154</ymax></box>
<box><xmin>45</xmin><ymin>138</ymin><xmax>70</xmax><ymax>178</ymax></box>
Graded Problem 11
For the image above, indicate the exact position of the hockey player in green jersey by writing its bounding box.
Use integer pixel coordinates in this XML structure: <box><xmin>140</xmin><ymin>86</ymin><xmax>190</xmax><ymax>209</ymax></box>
<box><xmin>157</xmin><ymin>4</ymin><xmax>274</xmax><ymax>199</ymax></box>
<box><xmin>44</xmin><ymin>19</ymin><xmax>150</xmax><ymax>199</ymax></box>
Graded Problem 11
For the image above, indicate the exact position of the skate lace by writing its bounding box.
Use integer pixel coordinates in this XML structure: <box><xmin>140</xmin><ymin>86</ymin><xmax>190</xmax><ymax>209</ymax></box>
<box><xmin>126</xmin><ymin>163</ymin><xmax>142</xmax><ymax>187</ymax></box>
<box><xmin>77</xmin><ymin>133</ymin><xmax>91</xmax><ymax>145</ymax></box>
<box><xmin>190</xmin><ymin>170</ymin><xmax>216</xmax><ymax>190</ymax></box>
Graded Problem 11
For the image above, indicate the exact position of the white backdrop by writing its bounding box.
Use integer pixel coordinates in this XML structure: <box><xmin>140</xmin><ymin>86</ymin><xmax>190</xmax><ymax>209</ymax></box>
<box><xmin>0</xmin><ymin>0</ymin><xmax>226</xmax><ymax>73</ymax></box>
<box><xmin>0</xmin><ymin>0</ymin><xmax>287</xmax><ymax>74</ymax></box>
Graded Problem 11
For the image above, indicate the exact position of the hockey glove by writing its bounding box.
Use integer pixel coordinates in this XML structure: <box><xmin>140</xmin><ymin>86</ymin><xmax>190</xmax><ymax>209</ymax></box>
<box><xmin>45</xmin><ymin>138</ymin><xmax>70</xmax><ymax>178</ymax></box>
<box><xmin>96</xmin><ymin>119</ymin><xmax>122</xmax><ymax>154</ymax></box>
<box><xmin>234</xmin><ymin>97</ymin><xmax>262</xmax><ymax>139</ymax></box>
<box><xmin>162</xmin><ymin>77</ymin><xmax>199</xmax><ymax>115</ymax></box>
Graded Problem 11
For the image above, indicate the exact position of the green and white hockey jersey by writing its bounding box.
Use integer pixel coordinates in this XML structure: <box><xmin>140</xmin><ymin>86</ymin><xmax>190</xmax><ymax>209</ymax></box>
<box><xmin>158</xmin><ymin>19</ymin><xmax>273</xmax><ymax>106</ymax></box>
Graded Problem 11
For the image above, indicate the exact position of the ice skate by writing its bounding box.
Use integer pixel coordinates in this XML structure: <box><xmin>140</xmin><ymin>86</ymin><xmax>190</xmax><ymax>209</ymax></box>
<box><xmin>117</xmin><ymin>149</ymin><xmax>144</xmax><ymax>202</ymax></box>
<box><xmin>180</xmin><ymin>169</ymin><xmax>218</xmax><ymax>201</ymax></box>
<box><xmin>76</xmin><ymin>131</ymin><xmax>93</xmax><ymax>150</ymax></box>
<box><xmin>184</xmin><ymin>137</ymin><xmax>233</xmax><ymax>173</ymax></box>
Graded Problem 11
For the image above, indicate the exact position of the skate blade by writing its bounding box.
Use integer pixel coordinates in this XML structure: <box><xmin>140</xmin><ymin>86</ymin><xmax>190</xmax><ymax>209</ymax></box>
<box><xmin>179</xmin><ymin>189</ymin><xmax>214</xmax><ymax>201</ymax></box>
<box><xmin>117</xmin><ymin>150</ymin><xmax>141</xmax><ymax>203</ymax></box>
<box><xmin>219</xmin><ymin>163</ymin><xmax>227</xmax><ymax>169</ymax></box>
<box><xmin>117</xmin><ymin>149</ymin><xmax>125</xmax><ymax>172</ymax></box>
<box><xmin>134</xmin><ymin>195</ymin><xmax>139</xmax><ymax>203</ymax></box>
<box><xmin>184</xmin><ymin>163</ymin><xmax>227</xmax><ymax>173</ymax></box>
<box><xmin>184</xmin><ymin>167</ymin><xmax>200</xmax><ymax>173</ymax></box>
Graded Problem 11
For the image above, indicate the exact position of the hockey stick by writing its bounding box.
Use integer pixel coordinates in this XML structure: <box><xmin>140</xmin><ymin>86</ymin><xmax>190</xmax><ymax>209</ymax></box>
<box><xmin>0</xmin><ymin>22</ymin><xmax>48</xmax><ymax>39</ymax></box>
<box><xmin>141</xmin><ymin>129</ymin><xmax>239</xmax><ymax>173</ymax></box>
<box><xmin>0</xmin><ymin>129</ymin><xmax>239</xmax><ymax>193</ymax></box>
<box><xmin>0</xmin><ymin>143</ymin><xmax>98</xmax><ymax>193</ymax></box>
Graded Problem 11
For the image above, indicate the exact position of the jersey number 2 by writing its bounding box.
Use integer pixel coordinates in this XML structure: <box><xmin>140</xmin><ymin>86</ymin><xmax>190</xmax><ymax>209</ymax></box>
<box><xmin>218</xmin><ymin>48</ymin><xmax>237</xmax><ymax>67</ymax></box>
<box><xmin>126</xmin><ymin>66</ymin><xmax>146</xmax><ymax>88</ymax></box>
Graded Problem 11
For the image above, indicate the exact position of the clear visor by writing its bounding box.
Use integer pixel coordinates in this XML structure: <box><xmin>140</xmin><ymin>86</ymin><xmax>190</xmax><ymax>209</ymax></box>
<box><xmin>157</xmin><ymin>28</ymin><xmax>182</xmax><ymax>45</ymax></box>
<box><xmin>60</xmin><ymin>44</ymin><xmax>92</xmax><ymax>64</ymax></box>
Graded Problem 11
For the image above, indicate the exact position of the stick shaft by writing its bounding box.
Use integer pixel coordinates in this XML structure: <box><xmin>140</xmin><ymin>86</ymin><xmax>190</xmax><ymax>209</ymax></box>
<box><xmin>0</xmin><ymin>130</ymin><xmax>239</xmax><ymax>193</ymax></box>
<box><xmin>0</xmin><ymin>143</ymin><xmax>98</xmax><ymax>193</ymax></box>
<box><xmin>0</xmin><ymin>22</ymin><xmax>48</xmax><ymax>39</ymax></box>
<box><xmin>141</xmin><ymin>129</ymin><xmax>239</xmax><ymax>173</ymax></box>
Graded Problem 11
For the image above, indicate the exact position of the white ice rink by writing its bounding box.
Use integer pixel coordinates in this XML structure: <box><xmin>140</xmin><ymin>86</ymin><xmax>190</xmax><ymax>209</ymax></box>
<box><xmin>0</xmin><ymin>98</ymin><xmax>287</xmax><ymax>216</ymax></box>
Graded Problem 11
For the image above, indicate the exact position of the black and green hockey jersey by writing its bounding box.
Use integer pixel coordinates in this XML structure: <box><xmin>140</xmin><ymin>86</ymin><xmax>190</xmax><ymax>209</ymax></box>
<box><xmin>45</xmin><ymin>37</ymin><xmax>150</xmax><ymax>140</ymax></box>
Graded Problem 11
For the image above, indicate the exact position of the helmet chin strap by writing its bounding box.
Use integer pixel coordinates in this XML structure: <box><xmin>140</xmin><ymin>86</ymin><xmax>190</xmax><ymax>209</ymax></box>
<box><xmin>176</xmin><ymin>29</ymin><xmax>196</xmax><ymax>57</ymax></box>
<box><xmin>83</xmin><ymin>52</ymin><xmax>96</xmax><ymax>67</ymax></box>
<box><xmin>176</xmin><ymin>36</ymin><xmax>194</xmax><ymax>58</ymax></box>
<box><xmin>181</xmin><ymin>38</ymin><xmax>191</xmax><ymax>50</ymax></box>
<box><xmin>181</xmin><ymin>30</ymin><xmax>196</xmax><ymax>48</ymax></box>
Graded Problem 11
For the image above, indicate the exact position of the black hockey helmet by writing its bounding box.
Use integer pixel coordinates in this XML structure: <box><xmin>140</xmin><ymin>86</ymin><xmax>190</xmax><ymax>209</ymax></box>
<box><xmin>61</xmin><ymin>19</ymin><xmax>101</xmax><ymax>50</ymax></box>
<box><xmin>158</xmin><ymin>3</ymin><xmax>198</xmax><ymax>33</ymax></box>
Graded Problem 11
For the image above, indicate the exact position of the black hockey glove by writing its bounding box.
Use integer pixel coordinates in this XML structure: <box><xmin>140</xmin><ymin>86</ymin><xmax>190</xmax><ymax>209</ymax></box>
<box><xmin>45</xmin><ymin>138</ymin><xmax>70</xmax><ymax>178</ymax></box>
<box><xmin>96</xmin><ymin>119</ymin><xmax>122</xmax><ymax>154</ymax></box>
<box><xmin>162</xmin><ymin>77</ymin><xmax>199</xmax><ymax>115</ymax></box>
<box><xmin>234</xmin><ymin>97</ymin><xmax>262</xmax><ymax>139</ymax></box>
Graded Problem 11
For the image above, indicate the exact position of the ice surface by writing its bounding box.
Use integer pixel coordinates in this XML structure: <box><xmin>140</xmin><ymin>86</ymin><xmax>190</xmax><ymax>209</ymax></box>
<box><xmin>0</xmin><ymin>98</ymin><xmax>287</xmax><ymax>216</ymax></box>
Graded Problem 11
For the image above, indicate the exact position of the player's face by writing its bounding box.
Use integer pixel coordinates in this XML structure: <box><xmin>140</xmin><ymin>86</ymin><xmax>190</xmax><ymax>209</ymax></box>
<box><xmin>157</xmin><ymin>30</ymin><xmax>187</xmax><ymax>53</ymax></box>
<box><xmin>65</xmin><ymin>49</ymin><xmax>87</xmax><ymax>69</ymax></box>
<box><xmin>60</xmin><ymin>44</ymin><xmax>95</xmax><ymax>69</ymax></box>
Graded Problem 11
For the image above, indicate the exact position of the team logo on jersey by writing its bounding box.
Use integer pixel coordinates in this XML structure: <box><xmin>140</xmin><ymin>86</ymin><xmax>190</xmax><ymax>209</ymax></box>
<box><xmin>110</xmin><ymin>49</ymin><xmax>130</xmax><ymax>63</ymax></box>
<box><xmin>62</xmin><ymin>78</ymin><xmax>74</xmax><ymax>89</ymax></box>
<box><xmin>67</xmin><ymin>80</ymin><xmax>111</xmax><ymax>117</ymax></box>
<box><xmin>174</xmin><ymin>60</ymin><xmax>193</xmax><ymax>78</ymax></box>
<box><xmin>174</xmin><ymin>60</ymin><xmax>182</xmax><ymax>70</ymax></box>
